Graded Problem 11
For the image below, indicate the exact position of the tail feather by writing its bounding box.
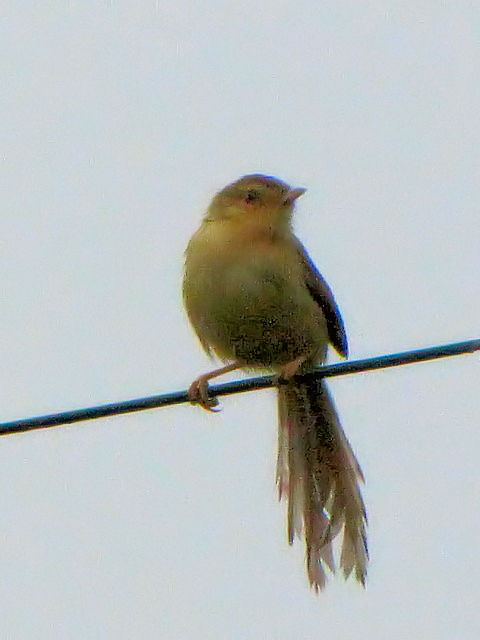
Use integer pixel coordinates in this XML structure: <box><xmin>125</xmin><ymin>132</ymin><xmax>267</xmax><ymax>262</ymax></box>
<box><xmin>277</xmin><ymin>378</ymin><xmax>368</xmax><ymax>591</ymax></box>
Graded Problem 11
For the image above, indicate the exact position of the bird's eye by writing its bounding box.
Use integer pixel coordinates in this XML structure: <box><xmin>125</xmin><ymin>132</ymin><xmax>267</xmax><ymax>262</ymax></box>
<box><xmin>245</xmin><ymin>189</ymin><xmax>260</xmax><ymax>203</ymax></box>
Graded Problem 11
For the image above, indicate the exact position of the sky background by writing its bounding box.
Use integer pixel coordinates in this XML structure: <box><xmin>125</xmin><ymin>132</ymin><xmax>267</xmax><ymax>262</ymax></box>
<box><xmin>1</xmin><ymin>2</ymin><xmax>479</xmax><ymax>638</ymax></box>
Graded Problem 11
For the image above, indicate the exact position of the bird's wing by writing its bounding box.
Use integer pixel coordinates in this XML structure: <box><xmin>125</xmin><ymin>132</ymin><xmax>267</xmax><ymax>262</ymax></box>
<box><xmin>294</xmin><ymin>238</ymin><xmax>348</xmax><ymax>358</ymax></box>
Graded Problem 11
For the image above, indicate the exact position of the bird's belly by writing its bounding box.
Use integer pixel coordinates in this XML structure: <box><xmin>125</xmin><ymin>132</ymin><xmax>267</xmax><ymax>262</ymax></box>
<box><xmin>186</xmin><ymin>256</ymin><xmax>328</xmax><ymax>368</ymax></box>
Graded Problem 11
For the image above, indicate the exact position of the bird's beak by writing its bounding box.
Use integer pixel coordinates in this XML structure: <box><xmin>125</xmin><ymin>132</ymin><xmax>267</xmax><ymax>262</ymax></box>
<box><xmin>284</xmin><ymin>187</ymin><xmax>307</xmax><ymax>205</ymax></box>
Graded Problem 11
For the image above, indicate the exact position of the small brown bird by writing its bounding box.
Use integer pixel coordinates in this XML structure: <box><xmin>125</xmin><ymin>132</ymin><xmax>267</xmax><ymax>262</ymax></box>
<box><xmin>183</xmin><ymin>174</ymin><xmax>367</xmax><ymax>590</ymax></box>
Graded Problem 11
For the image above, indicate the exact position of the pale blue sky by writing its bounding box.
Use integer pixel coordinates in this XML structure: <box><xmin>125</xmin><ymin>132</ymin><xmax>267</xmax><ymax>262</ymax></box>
<box><xmin>1</xmin><ymin>2</ymin><xmax>479</xmax><ymax>639</ymax></box>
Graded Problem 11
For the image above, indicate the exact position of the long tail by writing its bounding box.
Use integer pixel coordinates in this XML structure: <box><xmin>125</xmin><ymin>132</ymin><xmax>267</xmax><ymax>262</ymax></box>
<box><xmin>277</xmin><ymin>377</ymin><xmax>368</xmax><ymax>591</ymax></box>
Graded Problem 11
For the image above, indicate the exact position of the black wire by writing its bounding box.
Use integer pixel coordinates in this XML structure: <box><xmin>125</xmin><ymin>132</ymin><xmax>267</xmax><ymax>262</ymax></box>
<box><xmin>0</xmin><ymin>338</ymin><xmax>478</xmax><ymax>436</ymax></box>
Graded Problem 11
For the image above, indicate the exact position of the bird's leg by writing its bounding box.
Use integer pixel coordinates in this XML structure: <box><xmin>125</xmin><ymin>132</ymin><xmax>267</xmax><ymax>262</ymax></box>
<box><xmin>277</xmin><ymin>355</ymin><xmax>309</xmax><ymax>383</ymax></box>
<box><xmin>188</xmin><ymin>363</ymin><xmax>241</xmax><ymax>412</ymax></box>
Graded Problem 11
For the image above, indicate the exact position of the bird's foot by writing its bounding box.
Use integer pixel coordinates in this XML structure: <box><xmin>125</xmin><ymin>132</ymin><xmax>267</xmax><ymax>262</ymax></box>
<box><xmin>188</xmin><ymin>376</ymin><xmax>221</xmax><ymax>412</ymax></box>
<box><xmin>276</xmin><ymin>355</ymin><xmax>308</xmax><ymax>384</ymax></box>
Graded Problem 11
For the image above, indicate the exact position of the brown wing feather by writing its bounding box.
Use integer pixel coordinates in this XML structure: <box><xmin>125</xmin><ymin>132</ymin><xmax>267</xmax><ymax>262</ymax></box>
<box><xmin>294</xmin><ymin>238</ymin><xmax>348</xmax><ymax>358</ymax></box>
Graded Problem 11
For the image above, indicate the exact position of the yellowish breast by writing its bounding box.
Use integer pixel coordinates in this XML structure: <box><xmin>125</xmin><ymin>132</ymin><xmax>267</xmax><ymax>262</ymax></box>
<box><xmin>183</xmin><ymin>218</ymin><xmax>327</xmax><ymax>367</ymax></box>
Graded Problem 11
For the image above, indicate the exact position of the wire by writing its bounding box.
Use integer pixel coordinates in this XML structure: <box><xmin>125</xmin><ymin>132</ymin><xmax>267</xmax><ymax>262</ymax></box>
<box><xmin>0</xmin><ymin>339</ymin><xmax>478</xmax><ymax>437</ymax></box>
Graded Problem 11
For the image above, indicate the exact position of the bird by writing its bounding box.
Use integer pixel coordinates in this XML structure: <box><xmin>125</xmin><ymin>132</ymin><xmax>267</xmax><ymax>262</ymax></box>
<box><xmin>182</xmin><ymin>173</ymin><xmax>367</xmax><ymax>591</ymax></box>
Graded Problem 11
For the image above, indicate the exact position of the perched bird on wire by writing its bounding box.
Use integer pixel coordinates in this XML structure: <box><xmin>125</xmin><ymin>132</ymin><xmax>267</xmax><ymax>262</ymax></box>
<box><xmin>183</xmin><ymin>174</ymin><xmax>367</xmax><ymax>591</ymax></box>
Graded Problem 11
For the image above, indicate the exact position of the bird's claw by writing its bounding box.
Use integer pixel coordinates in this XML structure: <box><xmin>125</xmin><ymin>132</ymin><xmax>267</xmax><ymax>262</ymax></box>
<box><xmin>276</xmin><ymin>356</ymin><xmax>308</xmax><ymax>384</ymax></box>
<box><xmin>188</xmin><ymin>378</ymin><xmax>222</xmax><ymax>412</ymax></box>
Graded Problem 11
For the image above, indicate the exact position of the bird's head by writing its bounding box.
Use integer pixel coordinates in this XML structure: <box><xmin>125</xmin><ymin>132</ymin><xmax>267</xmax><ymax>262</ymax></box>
<box><xmin>205</xmin><ymin>174</ymin><xmax>306</xmax><ymax>230</ymax></box>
